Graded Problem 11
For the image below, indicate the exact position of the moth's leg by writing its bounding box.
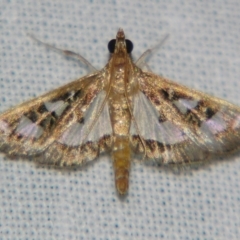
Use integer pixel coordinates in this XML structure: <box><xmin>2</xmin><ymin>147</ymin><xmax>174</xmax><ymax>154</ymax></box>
<box><xmin>135</xmin><ymin>34</ymin><xmax>169</xmax><ymax>69</ymax></box>
<box><xmin>28</xmin><ymin>34</ymin><xmax>97</xmax><ymax>72</ymax></box>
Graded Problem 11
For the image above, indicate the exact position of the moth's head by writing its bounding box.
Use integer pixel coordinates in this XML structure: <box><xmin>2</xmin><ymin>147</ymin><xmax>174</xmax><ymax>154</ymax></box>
<box><xmin>108</xmin><ymin>28</ymin><xmax>133</xmax><ymax>55</ymax></box>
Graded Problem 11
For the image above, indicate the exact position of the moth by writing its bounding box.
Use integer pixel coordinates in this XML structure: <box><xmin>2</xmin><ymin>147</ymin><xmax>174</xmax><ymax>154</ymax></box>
<box><xmin>1</xmin><ymin>29</ymin><xmax>240</xmax><ymax>195</ymax></box>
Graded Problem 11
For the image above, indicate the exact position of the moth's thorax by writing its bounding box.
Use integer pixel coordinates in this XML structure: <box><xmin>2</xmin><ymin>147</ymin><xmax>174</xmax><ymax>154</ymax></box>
<box><xmin>106</xmin><ymin>51</ymin><xmax>140</xmax><ymax>92</ymax></box>
<box><xmin>106</xmin><ymin>57</ymin><xmax>139</xmax><ymax>136</ymax></box>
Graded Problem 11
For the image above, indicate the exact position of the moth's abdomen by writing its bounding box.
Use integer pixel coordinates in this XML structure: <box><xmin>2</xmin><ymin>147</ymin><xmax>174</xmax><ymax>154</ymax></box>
<box><xmin>112</xmin><ymin>137</ymin><xmax>131</xmax><ymax>195</ymax></box>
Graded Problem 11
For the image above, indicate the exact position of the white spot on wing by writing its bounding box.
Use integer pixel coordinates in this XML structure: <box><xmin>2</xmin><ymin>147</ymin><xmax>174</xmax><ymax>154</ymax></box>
<box><xmin>201</xmin><ymin>112</ymin><xmax>227</xmax><ymax>134</ymax></box>
<box><xmin>130</xmin><ymin>92</ymin><xmax>187</xmax><ymax>144</ymax></box>
<box><xmin>198</xmin><ymin>110</ymin><xmax>229</xmax><ymax>151</ymax></box>
<box><xmin>173</xmin><ymin>99</ymin><xmax>198</xmax><ymax>114</ymax></box>
<box><xmin>44</xmin><ymin>100</ymin><xmax>68</xmax><ymax>116</ymax></box>
<box><xmin>59</xmin><ymin>122</ymin><xmax>83</xmax><ymax>146</ymax></box>
<box><xmin>231</xmin><ymin>115</ymin><xmax>240</xmax><ymax>129</ymax></box>
<box><xmin>86</xmin><ymin>99</ymin><xmax>112</xmax><ymax>142</ymax></box>
<box><xmin>0</xmin><ymin>120</ymin><xmax>11</xmax><ymax>134</ymax></box>
<box><xmin>16</xmin><ymin>116</ymin><xmax>43</xmax><ymax>139</ymax></box>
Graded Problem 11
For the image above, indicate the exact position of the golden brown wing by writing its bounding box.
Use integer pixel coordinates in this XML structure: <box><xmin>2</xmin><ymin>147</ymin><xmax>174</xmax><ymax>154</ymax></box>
<box><xmin>0</xmin><ymin>71</ymin><xmax>113</xmax><ymax>166</ymax></box>
<box><xmin>130</xmin><ymin>72</ymin><xmax>240</xmax><ymax>164</ymax></box>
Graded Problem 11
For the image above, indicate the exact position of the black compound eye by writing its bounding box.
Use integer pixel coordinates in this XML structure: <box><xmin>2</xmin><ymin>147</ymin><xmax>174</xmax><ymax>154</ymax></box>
<box><xmin>108</xmin><ymin>39</ymin><xmax>116</xmax><ymax>53</ymax></box>
<box><xmin>108</xmin><ymin>39</ymin><xmax>134</xmax><ymax>54</ymax></box>
<box><xmin>125</xmin><ymin>39</ymin><xmax>133</xmax><ymax>53</ymax></box>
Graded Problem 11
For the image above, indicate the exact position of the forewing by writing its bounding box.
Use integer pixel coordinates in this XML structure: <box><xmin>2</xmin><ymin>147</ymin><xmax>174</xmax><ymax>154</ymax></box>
<box><xmin>130</xmin><ymin>72</ymin><xmax>240</xmax><ymax>164</ymax></box>
<box><xmin>39</xmin><ymin>90</ymin><xmax>113</xmax><ymax>166</ymax></box>
<box><xmin>0</xmin><ymin>71</ymin><xmax>112</xmax><ymax>165</ymax></box>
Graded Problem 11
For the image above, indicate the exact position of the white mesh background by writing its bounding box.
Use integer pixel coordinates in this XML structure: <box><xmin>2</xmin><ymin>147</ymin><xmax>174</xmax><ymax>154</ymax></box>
<box><xmin>0</xmin><ymin>0</ymin><xmax>240</xmax><ymax>239</ymax></box>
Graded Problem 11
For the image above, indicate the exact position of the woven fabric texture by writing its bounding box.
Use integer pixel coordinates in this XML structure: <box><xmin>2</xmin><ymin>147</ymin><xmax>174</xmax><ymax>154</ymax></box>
<box><xmin>0</xmin><ymin>0</ymin><xmax>240</xmax><ymax>239</ymax></box>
